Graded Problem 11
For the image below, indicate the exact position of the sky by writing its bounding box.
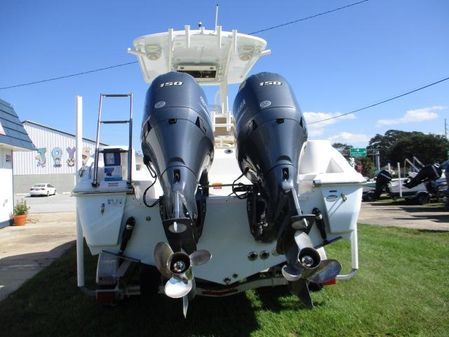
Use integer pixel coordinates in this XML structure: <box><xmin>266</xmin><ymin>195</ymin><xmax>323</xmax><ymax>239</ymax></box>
<box><xmin>1</xmin><ymin>0</ymin><xmax>449</xmax><ymax>149</ymax></box>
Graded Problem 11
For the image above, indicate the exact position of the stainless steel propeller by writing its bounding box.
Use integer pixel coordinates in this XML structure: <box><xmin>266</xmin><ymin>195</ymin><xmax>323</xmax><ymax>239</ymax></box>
<box><xmin>282</xmin><ymin>243</ymin><xmax>342</xmax><ymax>279</ymax></box>
<box><xmin>308</xmin><ymin>259</ymin><xmax>341</xmax><ymax>284</ymax></box>
<box><xmin>282</xmin><ymin>231</ymin><xmax>322</xmax><ymax>281</ymax></box>
<box><xmin>164</xmin><ymin>276</ymin><xmax>193</xmax><ymax>298</ymax></box>
<box><xmin>183</xmin><ymin>295</ymin><xmax>189</xmax><ymax>318</ymax></box>
<box><xmin>281</xmin><ymin>231</ymin><xmax>342</xmax><ymax>307</ymax></box>
<box><xmin>287</xmin><ymin>258</ymin><xmax>341</xmax><ymax>309</ymax></box>
<box><xmin>153</xmin><ymin>242</ymin><xmax>212</xmax><ymax>317</ymax></box>
<box><xmin>154</xmin><ymin>241</ymin><xmax>174</xmax><ymax>279</ymax></box>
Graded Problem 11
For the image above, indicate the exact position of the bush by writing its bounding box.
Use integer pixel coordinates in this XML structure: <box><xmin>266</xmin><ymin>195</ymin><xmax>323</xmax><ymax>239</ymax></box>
<box><xmin>13</xmin><ymin>200</ymin><xmax>30</xmax><ymax>216</ymax></box>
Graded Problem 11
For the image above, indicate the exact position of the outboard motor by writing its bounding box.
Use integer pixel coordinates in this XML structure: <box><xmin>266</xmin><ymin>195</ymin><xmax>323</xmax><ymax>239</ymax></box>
<box><xmin>403</xmin><ymin>163</ymin><xmax>442</xmax><ymax>189</ymax></box>
<box><xmin>234</xmin><ymin>72</ymin><xmax>308</xmax><ymax>246</ymax></box>
<box><xmin>234</xmin><ymin>73</ymin><xmax>341</xmax><ymax>307</ymax></box>
<box><xmin>444</xmin><ymin>162</ymin><xmax>449</xmax><ymax>209</ymax></box>
<box><xmin>141</xmin><ymin>72</ymin><xmax>214</xmax><ymax>254</ymax></box>
<box><xmin>373</xmin><ymin>169</ymin><xmax>392</xmax><ymax>199</ymax></box>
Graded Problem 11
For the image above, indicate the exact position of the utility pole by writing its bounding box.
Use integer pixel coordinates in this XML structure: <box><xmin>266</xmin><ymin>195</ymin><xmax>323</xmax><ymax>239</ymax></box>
<box><xmin>445</xmin><ymin>118</ymin><xmax>447</xmax><ymax>139</ymax></box>
<box><xmin>375</xmin><ymin>150</ymin><xmax>380</xmax><ymax>172</ymax></box>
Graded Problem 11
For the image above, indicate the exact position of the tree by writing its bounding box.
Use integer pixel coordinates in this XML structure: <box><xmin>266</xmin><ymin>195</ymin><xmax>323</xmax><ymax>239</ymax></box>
<box><xmin>332</xmin><ymin>143</ymin><xmax>353</xmax><ymax>158</ymax></box>
<box><xmin>366</xmin><ymin>130</ymin><xmax>449</xmax><ymax>166</ymax></box>
<box><xmin>389</xmin><ymin>133</ymin><xmax>448</xmax><ymax>164</ymax></box>
<box><xmin>356</xmin><ymin>156</ymin><xmax>375</xmax><ymax>177</ymax></box>
<box><xmin>366</xmin><ymin>130</ymin><xmax>408</xmax><ymax>167</ymax></box>
<box><xmin>332</xmin><ymin>142</ymin><xmax>374</xmax><ymax>176</ymax></box>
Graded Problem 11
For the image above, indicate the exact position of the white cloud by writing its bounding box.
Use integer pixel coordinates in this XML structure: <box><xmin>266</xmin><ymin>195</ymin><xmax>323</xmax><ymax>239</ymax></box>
<box><xmin>376</xmin><ymin>106</ymin><xmax>445</xmax><ymax>126</ymax></box>
<box><xmin>328</xmin><ymin>132</ymin><xmax>371</xmax><ymax>145</ymax></box>
<box><xmin>304</xmin><ymin>112</ymin><xmax>355</xmax><ymax>137</ymax></box>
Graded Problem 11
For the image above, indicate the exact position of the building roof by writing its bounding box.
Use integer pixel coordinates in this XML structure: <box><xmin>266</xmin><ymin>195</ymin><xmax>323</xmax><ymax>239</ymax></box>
<box><xmin>23</xmin><ymin>120</ymin><xmax>107</xmax><ymax>145</ymax></box>
<box><xmin>0</xmin><ymin>99</ymin><xmax>35</xmax><ymax>151</ymax></box>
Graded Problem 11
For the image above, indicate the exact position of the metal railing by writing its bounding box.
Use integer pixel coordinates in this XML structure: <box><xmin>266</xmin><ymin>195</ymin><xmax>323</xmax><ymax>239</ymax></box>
<box><xmin>92</xmin><ymin>93</ymin><xmax>133</xmax><ymax>187</ymax></box>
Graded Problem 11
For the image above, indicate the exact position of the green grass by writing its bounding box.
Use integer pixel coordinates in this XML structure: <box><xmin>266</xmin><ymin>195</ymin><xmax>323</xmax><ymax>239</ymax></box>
<box><xmin>1</xmin><ymin>225</ymin><xmax>448</xmax><ymax>337</ymax></box>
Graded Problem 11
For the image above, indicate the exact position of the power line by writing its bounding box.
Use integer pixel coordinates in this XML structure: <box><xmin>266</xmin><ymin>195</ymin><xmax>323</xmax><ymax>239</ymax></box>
<box><xmin>308</xmin><ymin>75</ymin><xmax>449</xmax><ymax>125</ymax></box>
<box><xmin>0</xmin><ymin>1</ymin><xmax>369</xmax><ymax>90</ymax></box>
<box><xmin>249</xmin><ymin>0</ymin><xmax>369</xmax><ymax>35</ymax></box>
<box><xmin>0</xmin><ymin>61</ymin><xmax>138</xmax><ymax>90</ymax></box>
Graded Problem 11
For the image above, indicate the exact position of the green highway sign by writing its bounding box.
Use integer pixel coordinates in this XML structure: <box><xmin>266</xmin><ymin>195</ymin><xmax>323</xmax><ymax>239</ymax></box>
<box><xmin>350</xmin><ymin>147</ymin><xmax>367</xmax><ymax>157</ymax></box>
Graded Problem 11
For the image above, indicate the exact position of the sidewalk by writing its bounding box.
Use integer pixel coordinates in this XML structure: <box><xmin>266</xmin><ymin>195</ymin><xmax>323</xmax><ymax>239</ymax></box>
<box><xmin>0</xmin><ymin>213</ymin><xmax>76</xmax><ymax>301</ymax></box>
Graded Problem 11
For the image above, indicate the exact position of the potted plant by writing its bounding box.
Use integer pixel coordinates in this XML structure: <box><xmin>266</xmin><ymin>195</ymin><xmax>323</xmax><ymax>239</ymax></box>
<box><xmin>13</xmin><ymin>199</ymin><xmax>30</xmax><ymax>226</ymax></box>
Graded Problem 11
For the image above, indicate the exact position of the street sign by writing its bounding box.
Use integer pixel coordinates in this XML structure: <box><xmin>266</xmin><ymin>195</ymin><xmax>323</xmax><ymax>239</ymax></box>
<box><xmin>350</xmin><ymin>147</ymin><xmax>367</xmax><ymax>157</ymax></box>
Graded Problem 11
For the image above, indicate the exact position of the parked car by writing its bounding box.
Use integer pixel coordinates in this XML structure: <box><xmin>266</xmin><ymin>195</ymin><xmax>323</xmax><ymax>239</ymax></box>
<box><xmin>30</xmin><ymin>183</ymin><xmax>56</xmax><ymax>196</ymax></box>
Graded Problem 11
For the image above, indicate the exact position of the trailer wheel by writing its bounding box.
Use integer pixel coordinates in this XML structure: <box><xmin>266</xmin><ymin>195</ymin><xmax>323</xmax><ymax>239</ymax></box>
<box><xmin>416</xmin><ymin>193</ymin><xmax>430</xmax><ymax>205</ymax></box>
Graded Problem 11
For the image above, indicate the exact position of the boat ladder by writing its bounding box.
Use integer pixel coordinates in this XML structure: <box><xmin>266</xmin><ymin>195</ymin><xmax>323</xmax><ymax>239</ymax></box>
<box><xmin>91</xmin><ymin>93</ymin><xmax>133</xmax><ymax>187</ymax></box>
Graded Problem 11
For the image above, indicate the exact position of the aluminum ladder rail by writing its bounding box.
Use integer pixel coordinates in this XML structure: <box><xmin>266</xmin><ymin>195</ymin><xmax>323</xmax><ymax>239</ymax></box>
<box><xmin>92</xmin><ymin>93</ymin><xmax>133</xmax><ymax>187</ymax></box>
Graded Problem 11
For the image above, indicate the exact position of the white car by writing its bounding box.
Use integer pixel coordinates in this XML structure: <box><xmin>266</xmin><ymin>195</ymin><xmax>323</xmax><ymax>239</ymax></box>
<box><xmin>30</xmin><ymin>183</ymin><xmax>56</xmax><ymax>197</ymax></box>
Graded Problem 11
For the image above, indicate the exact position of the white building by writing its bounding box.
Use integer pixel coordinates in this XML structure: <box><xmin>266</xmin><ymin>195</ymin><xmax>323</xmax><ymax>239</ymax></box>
<box><xmin>0</xmin><ymin>99</ymin><xmax>35</xmax><ymax>228</ymax></box>
<box><xmin>13</xmin><ymin>121</ymin><xmax>103</xmax><ymax>194</ymax></box>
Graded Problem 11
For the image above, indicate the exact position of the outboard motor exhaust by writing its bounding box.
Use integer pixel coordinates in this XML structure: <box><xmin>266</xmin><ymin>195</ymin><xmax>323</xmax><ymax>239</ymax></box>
<box><xmin>233</xmin><ymin>72</ymin><xmax>307</xmax><ymax>246</ymax></box>
<box><xmin>141</xmin><ymin>72</ymin><xmax>214</xmax><ymax>253</ymax></box>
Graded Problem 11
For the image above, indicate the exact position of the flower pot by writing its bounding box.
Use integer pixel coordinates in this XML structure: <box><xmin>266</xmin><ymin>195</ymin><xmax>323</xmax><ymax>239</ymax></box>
<box><xmin>13</xmin><ymin>214</ymin><xmax>27</xmax><ymax>226</ymax></box>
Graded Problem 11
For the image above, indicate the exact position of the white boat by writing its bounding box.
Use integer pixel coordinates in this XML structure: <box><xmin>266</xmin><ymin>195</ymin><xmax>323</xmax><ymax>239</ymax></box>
<box><xmin>389</xmin><ymin>172</ymin><xmax>447</xmax><ymax>204</ymax></box>
<box><xmin>73</xmin><ymin>25</ymin><xmax>364</xmax><ymax>315</ymax></box>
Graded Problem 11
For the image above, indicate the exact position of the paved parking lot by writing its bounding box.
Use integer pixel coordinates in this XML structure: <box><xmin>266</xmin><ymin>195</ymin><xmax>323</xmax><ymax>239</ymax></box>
<box><xmin>358</xmin><ymin>201</ymin><xmax>449</xmax><ymax>231</ymax></box>
<box><xmin>0</xmin><ymin>212</ymin><xmax>76</xmax><ymax>301</ymax></box>
<box><xmin>15</xmin><ymin>194</ymin><xmax>449</xmax><ymax>232</ymax></box>
<box><xmin>15</xmin><ymin>193</ymin><xmax>75</xmax><ymax>213</ymax></box>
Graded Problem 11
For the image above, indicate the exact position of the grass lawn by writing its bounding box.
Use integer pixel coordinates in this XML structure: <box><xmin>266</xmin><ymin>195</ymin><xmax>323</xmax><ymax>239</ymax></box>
<box><xmin>0</xmin><ymin>224</ymin><xmax>448</xmax><ymax>337</ymax></box>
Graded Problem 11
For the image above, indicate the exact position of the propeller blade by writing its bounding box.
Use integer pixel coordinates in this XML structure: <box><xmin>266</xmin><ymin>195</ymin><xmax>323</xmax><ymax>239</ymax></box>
<box><xmin>289</xmin><ymin>279</ymin><xmax>313</xmax><ymax>309</ymax></box>
<box><xmin>183</xmin><ymin>295</ymin><xmax>189</xmax><ymax>318</ymax></box>
<box><xmin>308</xmin><ymin>259</ymin><xmax>342</xmax><ymax>284</ymax></box>
<box><xmin>281</xmin><ymin>264</ymin><xmax>303</xmax><ymax>282</ymax></box>
<box><xmin>154</xmin><ymin>242</ymin><xmax>173</xmax><ymax>279</ymax></box>
<box><xmin>164</xmin><ymin>277</ymin><xmax>193</xmax><ymax>299</ymax></box>
<box><xmin>182</xmin><ymin>277</ymin><xmax>196</xmax><ymax>318</ymax></box>
<box><xmin>190</xmin><ymin>249</ymin><xmax>212</xmax><ymax>266</ymax></box>
<box><xmin>294</xmin><ymin>231</ymin><xmax>313</xmax><ymax>250</ymax></box>
<box><xmin>189</xmin><ymin>278</ymin><xmax>197</xmax><ymax>300</ymax></box>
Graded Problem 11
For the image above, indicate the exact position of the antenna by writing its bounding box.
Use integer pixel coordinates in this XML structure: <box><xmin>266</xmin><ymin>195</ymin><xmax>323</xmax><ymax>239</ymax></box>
<box><xmin>215</xmin><ymin>3</ymin><xmax>219</xmax><ymax>29</ymax></box>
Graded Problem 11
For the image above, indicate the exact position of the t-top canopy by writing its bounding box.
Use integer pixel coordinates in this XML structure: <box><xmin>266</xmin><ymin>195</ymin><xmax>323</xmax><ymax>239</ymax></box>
<box><xmin>129</xmin><ymin>26</ymin><xmax>270</xmax><ymax>85</ymax></box>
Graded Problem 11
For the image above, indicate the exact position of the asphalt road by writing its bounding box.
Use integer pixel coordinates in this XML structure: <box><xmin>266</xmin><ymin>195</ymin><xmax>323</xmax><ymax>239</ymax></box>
<box><xmin>15</xmin><ymin>193</ymin><xmax>75</xmax><ymax>213</ymax></box>
<box><xmin>0</xmin><ymin>212</ymin><xmax>76</xmax><ymax>301</ymax></box>
<box><xmin>358</xmin><ymin>201</ymin><xmax>449</xmax><ymax>231</ymax></box>
<box><xmin>14</xmin><ymin>193</ymin><xmax>449</xmax><ymax>231</ymax></box>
